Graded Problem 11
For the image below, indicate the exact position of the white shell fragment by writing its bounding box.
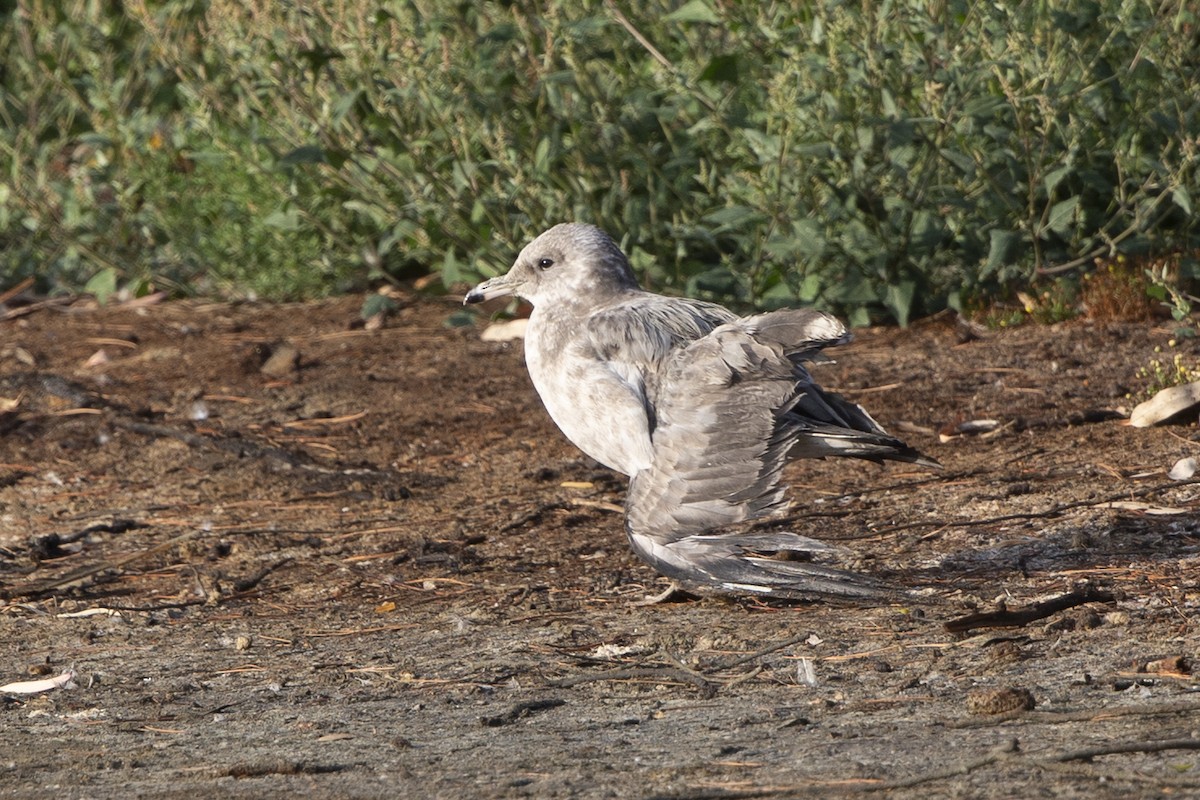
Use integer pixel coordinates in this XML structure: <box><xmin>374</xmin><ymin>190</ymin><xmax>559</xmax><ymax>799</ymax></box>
<box><xmin>1168</xmin><ymin>457</ymin><xmax>1198</xmax><ymax>481</ymax></box>
<box><xmin>796</xmin><ymin>657</ymin><xmax>819</xmax><ymax>687</ymax></box>
<box><xmin>0</xmin><ymin>670</ymin><xmax>77</xmax><ymax>695</ymax></box>
<box><xmin>1129</xmin><ymin>381</ymin><xmax>1200</xmax><ymax>427</ymax></box>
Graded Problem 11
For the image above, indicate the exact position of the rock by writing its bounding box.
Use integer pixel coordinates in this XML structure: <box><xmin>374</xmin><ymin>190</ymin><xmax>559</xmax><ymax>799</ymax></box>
<box><xmin>1129</xmin><ymin>381</ymin><xmax>1200</xmax><ymax>427</ymax></box>
<box><xmin>260</xmin><ymin>343</ymin><xmax>300</xmax><ymax>378</ymax></box>
<box><xmin>966</xmin><ymin>686</ymin><xmax>1035</xmax><ymax>715</ymax></box>
<box><xmin>480</xmin><ymin>318</ymin><xmax>528</xmax><ymax>342</ymax></box>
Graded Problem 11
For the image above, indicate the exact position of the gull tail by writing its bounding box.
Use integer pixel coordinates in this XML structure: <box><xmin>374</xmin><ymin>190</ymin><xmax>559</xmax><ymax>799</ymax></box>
<box><xmin>626</xmin><ymin>528</ymin><xmax>900</xmax><ymax>600</ymax></box>
<box><xmin>746</xmin><ymin>308</ymin><xmax>940</xmax><ymax>469</ymax></box>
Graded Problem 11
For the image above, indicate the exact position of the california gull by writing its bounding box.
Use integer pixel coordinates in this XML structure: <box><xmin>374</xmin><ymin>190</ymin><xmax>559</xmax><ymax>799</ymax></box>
<box><xmin>466</xmin><ymin>223</ymin><xmax>937</xmax><ymax>599</ymax></box>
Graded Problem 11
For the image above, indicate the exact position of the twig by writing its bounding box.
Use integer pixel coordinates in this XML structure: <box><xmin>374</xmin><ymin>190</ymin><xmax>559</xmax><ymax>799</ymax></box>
<box><xmin>479</xmin><ymin>697</ymin><xmax>566</xmax><ymax>727</ymax></box>
<box><xmin>222</xmin><ymin>761</ymin><xmax>348</xmax><ymax>779</ymax></box>
<box><xmin>951</xmin><ymin>698</ymin><xmax>1200</xmax><ymax>728</ymax></box>
<box><xmin>707</xmin><ymin>631</ymin><xmax>813</xmax><ymax>672</ymax></box>
<box><xmin>875</xmin><ymin>481</ymin><xmax>1189</xmax><ymax>536</ymax></box>
<box><xmin>1050</xmin><ymin>737</ymin><xmax>1200</xmax><ymax>762</ymax></box>
<box><xmin>499</xmin><ymin>501</ymin><xmax>568</xmax><ymax>533</ymax></box>
<box><xmin>548</xmin><ymin>666</ymin><xmax>715</xmax><ymax>698</ymax></box>
<box><xmin>0</xmin><ymin>276</ymin><xmax>34</xmax><ymax>305</ymax></box>
<box><xmin>0</xmin><ymin>296</ymin><xmax>75</xmax><ymax>320</ymax></box>
<box><xmin>5</xmin><ymin>528</ymin><xmax>207</xmax><ymax>597</ymax></box>
<box><xmin>232</xmin><ymin>558</ymin><xmax>294</xmax><ymax>593</ymax></box>
<box><xmin>603</xmin><ymin>0</ymin><xmax>671</xmax><ymax>69</ymax></box>
<box><xmin>944</xmin><ymin>586</ymin><xmax>1116</xmax><ymax>633</ymax></box>
<box><xmin>568</xmin><ymin>497</ymin><xmax>623</xmax><ymax>514</ymax></box>
<box><xmin>602</xmin><ymin>0</ymin><xmax>717</xmax><ymax>112</ymax></box>
<box><xmin>862</xmin><ymin>739</ymin><xmax>1019</xmax><ymax>791</ymax></box>
<box><xmin>29</xmin><ymin>519</ymin><xmax>146</xmax><ymax>559</ymax></box>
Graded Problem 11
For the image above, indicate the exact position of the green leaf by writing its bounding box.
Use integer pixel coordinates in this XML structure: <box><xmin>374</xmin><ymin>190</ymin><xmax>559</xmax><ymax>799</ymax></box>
<box><xmin>1046</xmin><ymin>196</ymin><xmax>1080</xmax><ymax>236</ymax></box>
<box><xmin>884</xmin><ymin>281</ymin><xmax>917</xmax><ymax>327</ymax></box>
<box><xmin>263</xmin><ymin>209</ymin><xmax>302</xmax><ymax>231</ymax></box>
<box><xmin>444</xmin><ymin>309</ymin><xmax>477</xmax><ymax>328</ymax></box>
<box><xmin>331</xmin><ymin>90</ymin><xmax>362</xmax><ymax>124</ymax></box>
<box><xmin>533</xmin><ymin>137</ymin><xmax>552</xmax><ymax>176</ymax></box>
<box><xmin>441</xmin><ymin>249</ymin><xmax>465</xmax><ymax>287</ymax></box>
<box><xmin>699</xmin><ymin>54</ymin><xmax>739</xmax><ymax>83</ymax></box>
<box><xmin>797</xmin><ymin>273</ymin><xmax>823</xmax><ymax>303</ymax></box>
<box><xmin>1043</xmin><ymin>166</ymin><xmax>1072</xmax><ymax>195</ymax></box>
<box><xmin>343</xmin><ymin>200</ymin><xmax>389</xmax><ymax>226</ymax></box>
<box><xmin>810</xmin><ymin>15</ymin><xmax>824</xmax><ymax>44</ymax></box>
<box><xmin>791</xmin><ymin>219</ymin><xmax>825</xmax><ymax>256</ymax></box>
<box><xmin>278</xmin><ymin>145</ymin><xmax>327</xmax><ymax>168</ymax></box>
<box><xmin>85</xmin><ymin>268</ymin><xmax>118</xmax><ymax>305</ymax></box>
<box><xmin>687</xmin><ymin>266</ymin><xmax>739</xmax><ymax>297</ymax></box>
<box><xmin>664</xmin><ymin>0</ymin><xmax>720</xmax><ymax>24</ymax></box>
<box><xmin>986</xmin><ymin>230</ymin><xmax>1022</xmax><ymax>274</ymax></box>
<box><xmin>880</xmin><ymin>87</ymin><xmax>897</xmax><ymax>118</ymax></box>
<box><xmin>1172</xmin><ymin>185</ymin><xmax>1193</xmax><ymax>216</ymax></box>
<box><xmin>361</xmin><ymin>293</ymin><xmax>399</xmax><ymax>320</ymax></box>
<box><xmin>938</xmin><ymin>148</ymin><xmax>975</xmax><ymax>174</ymax></box>
<box><xmin>847</xmin><ymin>306</ymin><xmax>871</xmax><ymax>328</ymax></box>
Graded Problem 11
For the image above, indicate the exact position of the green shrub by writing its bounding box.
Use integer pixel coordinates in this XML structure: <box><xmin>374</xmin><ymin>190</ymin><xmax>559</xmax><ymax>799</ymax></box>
<box><xmin>0</xmin><ymin>0</ymin><xmax>1196</xmax><ymax>322</ymax></box>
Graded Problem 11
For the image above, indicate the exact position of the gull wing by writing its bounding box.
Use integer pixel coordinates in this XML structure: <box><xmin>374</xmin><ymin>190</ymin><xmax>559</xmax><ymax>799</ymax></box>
<box><xmin>583</xmin><ymin>295</ymin><xmax>737</xmax><ymax>434</ymax></box>
<box><xmin>623</xmin><ymin>308</ymin><xmax>930</xmax><ymax>598</ymax></box>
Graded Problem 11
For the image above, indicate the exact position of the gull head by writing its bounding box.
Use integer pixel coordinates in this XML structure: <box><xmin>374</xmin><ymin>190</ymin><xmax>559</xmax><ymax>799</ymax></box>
<box><xmin>464</xmin><ymin>223</ymin><xmax>639</xmax><ymax>308</ymax></box>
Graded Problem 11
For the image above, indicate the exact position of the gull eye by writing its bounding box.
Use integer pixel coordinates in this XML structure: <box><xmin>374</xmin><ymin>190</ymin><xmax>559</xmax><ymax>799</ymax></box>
<box><xmin>536</xmin><ymin>257</ymin><xmax>554</xmax><ymax>271</ymax></box>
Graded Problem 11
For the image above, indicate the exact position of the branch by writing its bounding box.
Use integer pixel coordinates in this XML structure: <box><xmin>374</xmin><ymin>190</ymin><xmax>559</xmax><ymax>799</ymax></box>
<box><xmin>944</xmin><ymin>586</ymin><xmax>1116</xmax><ymax>633</ymax></box>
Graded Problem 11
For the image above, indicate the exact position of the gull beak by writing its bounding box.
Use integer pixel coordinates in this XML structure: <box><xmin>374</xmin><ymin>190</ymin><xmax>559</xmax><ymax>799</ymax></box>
<box><xmin>464</xmin><ymin>274</ymin><xmax>516</xmax><ymax>305</ymax></box>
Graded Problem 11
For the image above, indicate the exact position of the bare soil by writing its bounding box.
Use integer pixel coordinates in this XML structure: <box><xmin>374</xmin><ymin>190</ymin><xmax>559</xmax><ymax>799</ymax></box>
<box><xmin>1</xmin><ymin>294</ymin><xmax>1198</xmax><ymax>799</ymax></box>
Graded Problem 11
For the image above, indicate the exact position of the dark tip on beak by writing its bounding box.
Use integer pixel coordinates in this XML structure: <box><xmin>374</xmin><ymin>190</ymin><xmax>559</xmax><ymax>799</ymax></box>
<box><xmin>464</xmin><ymin>275</ymin><xmax>514</xmax><ymax>306</ymax></box>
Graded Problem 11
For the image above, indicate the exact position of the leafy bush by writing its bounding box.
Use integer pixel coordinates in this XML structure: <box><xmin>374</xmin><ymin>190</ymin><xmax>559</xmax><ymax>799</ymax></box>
<box><xmin>1</xmin><ymin>0</ymin><xmax>1196</xmax><ymax>322</ymax></box>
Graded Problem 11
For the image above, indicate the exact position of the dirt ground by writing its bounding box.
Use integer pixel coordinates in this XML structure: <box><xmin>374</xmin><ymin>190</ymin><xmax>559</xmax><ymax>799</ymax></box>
<box><xmin>1</xmin><ymin>292</ymin><xmax>1198</xmax><ymax>799</ymax></box>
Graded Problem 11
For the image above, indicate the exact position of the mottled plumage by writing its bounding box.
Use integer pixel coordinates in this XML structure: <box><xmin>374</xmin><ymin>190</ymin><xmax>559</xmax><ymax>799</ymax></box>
<box><xmin>466</xmin><ymin>223</ymin><xmax>936</xmax><ymax>599</ymax></box>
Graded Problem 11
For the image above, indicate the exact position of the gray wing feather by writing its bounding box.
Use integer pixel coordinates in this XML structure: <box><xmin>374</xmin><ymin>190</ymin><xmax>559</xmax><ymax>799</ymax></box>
<box><xmin>623</xmin><ymin>307</ymin><xmax>932</xmax><ymax>599</ymax></box>
<box><xmin>585</xmin><ymin>295</ymin><xmax>737</xmax><ymax>431</ymax></box>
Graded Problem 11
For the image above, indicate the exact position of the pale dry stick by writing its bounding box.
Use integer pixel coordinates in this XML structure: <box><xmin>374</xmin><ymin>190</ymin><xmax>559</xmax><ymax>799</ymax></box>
<box><xmin>602</xmin><ymin>0</ymin><xmax>718</xmax><ymax>113</ymax></box>
<box><xmin>1050</xmin><ymin>737</ymin><xmax>1200</xmax><ymax>762</ymax></box>
<box><xmin>874</xmin><ymin>480</ymin><xmax>1198</xmax><ymax>536</ymax></box>
<box><xmin>0</xmin><ymin>296</ymin><xmax>74</xmax><ymax>320</ymax></box>
<box><xmin>569</xmin><ymin>497</ymin><xmax>624</xmax><ymax>514</ymax></box>
<box><xmin>0</xmin><ymin>276</ymin><xmax>34</xmax><ymax>304</ymax></box>
<box><xmin>1163</xmin><ymin>427</ymin><xmax>1200</xmax><ymax>449</ymax></box>
<box><xmin>706</xmin><ymin>631</ymin><xmax>815</xmax><ymax>673</ymax></box>
<box><xmin>860</xmin><ymin>739</ymin><xmax>1020</xmax><ymax>792</ymax></box>
<box><xmin>602</xmin><ymin>0</ymin><xmax>670</xmax><ymax>69</ymax></box>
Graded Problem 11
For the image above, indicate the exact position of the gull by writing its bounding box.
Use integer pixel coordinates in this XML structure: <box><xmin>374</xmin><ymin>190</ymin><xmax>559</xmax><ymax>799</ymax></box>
<box><xmin>466</xmin><ymin>223</ymin><xmax>937</xmax><ymax>600</ymax></box>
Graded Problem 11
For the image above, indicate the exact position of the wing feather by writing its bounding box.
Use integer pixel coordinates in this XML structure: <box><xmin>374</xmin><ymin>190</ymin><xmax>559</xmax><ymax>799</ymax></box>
<box><xmin>622</xmin><ymin>307</ymin><xmax>934</xmax><ymax>598</ymax></box>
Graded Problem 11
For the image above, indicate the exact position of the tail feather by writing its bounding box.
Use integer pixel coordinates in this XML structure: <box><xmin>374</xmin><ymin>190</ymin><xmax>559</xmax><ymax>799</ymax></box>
<box><xmin>626</xmin><ymin>528</ymin><xmax>902</xmax><ymax>601</ymax></box>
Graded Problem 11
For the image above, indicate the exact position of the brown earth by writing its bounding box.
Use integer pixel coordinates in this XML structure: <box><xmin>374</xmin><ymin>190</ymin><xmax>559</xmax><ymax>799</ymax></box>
<box><xmin>1</xmin><ymin>293</ymin><xmax>1198</xmax><ymax>799</ymax></box>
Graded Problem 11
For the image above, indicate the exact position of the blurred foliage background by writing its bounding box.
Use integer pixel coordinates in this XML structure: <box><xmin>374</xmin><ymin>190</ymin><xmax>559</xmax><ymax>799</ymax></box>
<box><xmin>0</xmin><ymin>0</ymin><xmax>1197</xmax><ymax>324</ymax></box>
